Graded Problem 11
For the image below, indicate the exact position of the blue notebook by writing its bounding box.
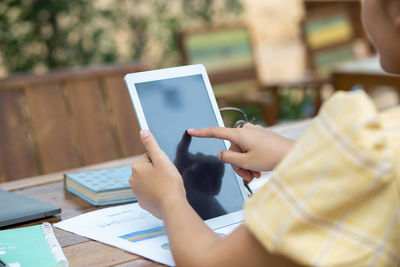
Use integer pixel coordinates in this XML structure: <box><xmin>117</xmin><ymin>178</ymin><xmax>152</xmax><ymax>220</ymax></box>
<box><xmin>64</xmin><ymin>166</ymin><xmax>136</xmax><ymax>206</ymax></box>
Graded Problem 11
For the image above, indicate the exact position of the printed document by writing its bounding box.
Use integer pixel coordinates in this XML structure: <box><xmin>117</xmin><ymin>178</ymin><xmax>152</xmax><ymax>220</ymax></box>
<box><xmin>54</xmin><ymin>203</ymin><xmax>240</xmax><ymax>266</ymax></box>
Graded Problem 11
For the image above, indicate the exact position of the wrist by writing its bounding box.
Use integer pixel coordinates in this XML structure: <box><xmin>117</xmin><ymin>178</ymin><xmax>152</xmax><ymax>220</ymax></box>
<box><xmin>271</xmin><ymin>138</ymin><xmax>295</xmax><ymax>169</ymax></box>
<box><xmin>160</xmin><ymin>194</ymin><xmax>188</xmax><ymax>218</ymax></box>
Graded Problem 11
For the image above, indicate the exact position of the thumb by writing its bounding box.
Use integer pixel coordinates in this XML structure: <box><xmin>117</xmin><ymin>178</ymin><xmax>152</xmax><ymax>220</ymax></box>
<box><xmin>140</xmin><ymin>130</ymin><xmax>164</xmax><ymax>162</ymax></box>
<box><xmin>217</xmin><ymin>150</ymin><xmax>247</xmax><ymax>168</ymax></box>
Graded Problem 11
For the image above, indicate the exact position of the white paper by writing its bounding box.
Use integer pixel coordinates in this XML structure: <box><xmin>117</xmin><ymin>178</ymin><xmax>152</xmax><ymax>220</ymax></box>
<box><xmin>54</xmin><ymin>203</ymin><xmax>240</xmax><ymax>266</ymax></box>
<box><xmin>248</xmin><ymin>171</ymin><xmax>272</xmax><ymax>194</ymax></box>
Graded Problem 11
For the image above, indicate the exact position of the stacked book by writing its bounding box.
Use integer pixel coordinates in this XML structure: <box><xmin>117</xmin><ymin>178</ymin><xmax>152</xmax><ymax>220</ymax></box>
<box><xmin>64</xmin><ymin>166</ymin><xmax>135</xmax><ymax>206</ymax></box>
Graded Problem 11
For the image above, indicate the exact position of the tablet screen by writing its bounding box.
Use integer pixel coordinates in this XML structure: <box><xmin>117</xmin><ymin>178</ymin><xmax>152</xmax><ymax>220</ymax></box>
<box><xmin>135</xmin><ymin>74</ymin><xmax>244</xmax><ymax>220</ymax></box>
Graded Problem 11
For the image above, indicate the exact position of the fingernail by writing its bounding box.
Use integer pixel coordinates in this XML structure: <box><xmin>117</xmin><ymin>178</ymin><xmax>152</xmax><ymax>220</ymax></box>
<box><xmin>187</xmin><ymin>129</ymin><xmax>194</xmax><ymax>133</ymax></box>
<box><xmin>140</xmin><ymin>130</ymin><xmax>150</xmax><ymax>139</ymax></box>
<box><xmin>217</xmin><ymin>152</ymin><xmax>222</xmax><ymax>160</ymax></box>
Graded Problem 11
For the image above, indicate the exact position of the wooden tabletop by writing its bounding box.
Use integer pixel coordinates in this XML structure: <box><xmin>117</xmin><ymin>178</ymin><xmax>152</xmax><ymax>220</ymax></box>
<box><xmin>0</xmin><ymin>156</ymin><xmax>164</xmax><ymax>267</ymax></box>
<box><xmin>0</xmin><ymin>120</ymin><xmax>312</xmax><ymax>267</ymax></box>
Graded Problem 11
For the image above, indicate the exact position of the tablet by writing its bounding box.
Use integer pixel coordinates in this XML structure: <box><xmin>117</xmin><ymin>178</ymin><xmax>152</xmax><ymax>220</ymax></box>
<box><xmin>125</xmin><ymin>64</ymin><xmax>248</xmax><ymax>229</ymax></box>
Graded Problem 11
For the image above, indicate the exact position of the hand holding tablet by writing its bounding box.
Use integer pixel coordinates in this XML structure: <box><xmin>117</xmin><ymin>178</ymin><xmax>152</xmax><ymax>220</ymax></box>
<box><xmin>129</xmin><ymin>130</ymin><xmax>186</xmax><ymax>220</ymax></box>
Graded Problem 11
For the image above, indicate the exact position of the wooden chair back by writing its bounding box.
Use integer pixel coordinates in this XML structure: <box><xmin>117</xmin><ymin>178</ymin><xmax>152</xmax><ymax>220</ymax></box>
<box><xmin>302</xmin><ymin>0</ymin><xmax>371</xmax><ymax>78</ymax></box>
<box><xmin>178</xmin><ymin>26</ymin><xmax>279</xmax><ymax>126</ymax></box>
<box><xmin>178</xmin><ymin>26</ymin><xmax>259</xmax><ymax>98</ymax></box>
<box><xmin>0</xmin><ymin>63</ymin><xmax>149</xmax><ymax>182</ymax></box>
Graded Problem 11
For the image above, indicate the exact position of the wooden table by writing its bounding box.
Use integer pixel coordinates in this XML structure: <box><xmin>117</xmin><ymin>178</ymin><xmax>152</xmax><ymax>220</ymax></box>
<box><xmin>0</xmin><ymin>156</ymin><xmax>165</xmax><ymax>267</ymax></box>
<box><xmin>0</xmin><ymin>120</ymin><xmax>312</xmax><ymax>267</ymax></box>
<box><xmin>332</xmin><ymin>56</ymin><xmax>400</xmax><ymax>91</ymax></box>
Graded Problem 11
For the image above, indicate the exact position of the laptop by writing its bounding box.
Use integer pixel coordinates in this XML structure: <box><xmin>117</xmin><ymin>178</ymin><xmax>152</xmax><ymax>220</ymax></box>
<box><xmin>0</xmin><ymin>189</ymin><xmax>61</xmax><ymax>228</ymax></box>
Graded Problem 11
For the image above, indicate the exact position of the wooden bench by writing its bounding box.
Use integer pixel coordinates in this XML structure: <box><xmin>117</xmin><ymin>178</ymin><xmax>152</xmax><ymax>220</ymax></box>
<box><xmin>0</xmin><ymin>63</ymin><xmax>150</xmax><ymax>182</ymax></box>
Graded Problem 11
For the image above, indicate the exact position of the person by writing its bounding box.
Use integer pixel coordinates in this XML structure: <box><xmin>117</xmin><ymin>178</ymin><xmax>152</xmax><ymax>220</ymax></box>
<box><xmin>129</xmin><ymin>0</ymin><xmax>400</xmax><ymax>266</ymax></box>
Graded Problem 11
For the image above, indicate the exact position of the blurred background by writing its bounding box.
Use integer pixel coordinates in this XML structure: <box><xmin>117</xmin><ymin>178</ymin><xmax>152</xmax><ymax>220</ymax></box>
<box><xmin>1</xmin><ymin>0</ymin><xmax>399</xmax><ymax>125</ymax></box>
<box><xmin>1</xmin><ymin>0</ymin><xmax>400</xmax><ymax>181</ymax></box>
<box><xmin>0</xmin><ymin>0</ymin><xmax>245</xmax><ymax>76</ymax></box>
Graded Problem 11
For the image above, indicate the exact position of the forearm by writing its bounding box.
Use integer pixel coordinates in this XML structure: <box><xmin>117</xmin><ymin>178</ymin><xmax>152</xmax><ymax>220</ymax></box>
<box><xmin>276</xmin><ymin>138</ymin><xmax>296</xmax><ymax>165</ymax></box>
<box><xmin>161</xmin><ymin>196</ymin><xmax>222</xmax><ymax>267</ymax></box>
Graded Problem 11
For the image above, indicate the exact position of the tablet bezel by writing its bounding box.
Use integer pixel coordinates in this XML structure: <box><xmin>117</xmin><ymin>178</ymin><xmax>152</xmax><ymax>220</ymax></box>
<box><xmin>124</xmin><ymin>64</ymin><xmax>248</xmax><ymax>230</ymax></box>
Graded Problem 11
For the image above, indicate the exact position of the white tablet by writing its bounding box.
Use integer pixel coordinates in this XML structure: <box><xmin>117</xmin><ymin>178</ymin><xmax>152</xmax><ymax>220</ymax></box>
<box><xmin>125</xmin><ymin>64</ymin><xmax>248</xmax><ymax>229</ymax></box>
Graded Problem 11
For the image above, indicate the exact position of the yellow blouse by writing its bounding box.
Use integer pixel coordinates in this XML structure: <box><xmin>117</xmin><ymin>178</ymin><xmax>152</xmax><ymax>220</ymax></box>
<box><xmin>245</xmin><ymin>91</ymin><xmax>400</xmax><ymax>266</ymax></box>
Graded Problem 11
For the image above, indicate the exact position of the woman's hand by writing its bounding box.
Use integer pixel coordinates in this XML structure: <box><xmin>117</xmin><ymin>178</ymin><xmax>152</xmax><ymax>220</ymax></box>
<box><xmin>129</xmin><ymin>130</ymin><xmax>186</xmax><ymax>219</ymax></box>
<box><xmin>188</xmin><ymin>123</ymin><xmax>295</xmax><ymax>181</ymax></box>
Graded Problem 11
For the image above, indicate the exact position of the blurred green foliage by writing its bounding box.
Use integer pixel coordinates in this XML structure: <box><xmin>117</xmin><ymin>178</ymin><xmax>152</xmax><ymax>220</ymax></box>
<box><xmin>279</xmin><ymin>87</ymin><xmax>315</xmax><ymax>121</ymax></box>
<box><xmin>0</xmin><ymin>0</ymin><xmax>243</xmax><ymax>75</ymax></box>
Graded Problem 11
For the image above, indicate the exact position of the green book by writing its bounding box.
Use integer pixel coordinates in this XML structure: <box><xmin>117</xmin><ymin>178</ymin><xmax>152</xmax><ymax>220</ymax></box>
<box><xmin>0</xmin><ymin>223</ymin><xmax>68</xmax><ymax>267</ymax></box>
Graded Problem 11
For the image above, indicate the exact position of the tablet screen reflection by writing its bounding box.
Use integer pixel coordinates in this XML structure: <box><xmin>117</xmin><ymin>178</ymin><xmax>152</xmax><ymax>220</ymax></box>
<box><xmin>174</xmin><ymin>131</ymin><xmax>226</xmax><ymax>220</ymax></box>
